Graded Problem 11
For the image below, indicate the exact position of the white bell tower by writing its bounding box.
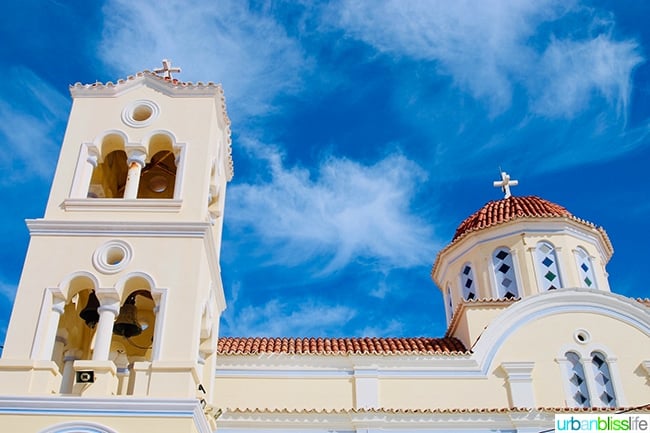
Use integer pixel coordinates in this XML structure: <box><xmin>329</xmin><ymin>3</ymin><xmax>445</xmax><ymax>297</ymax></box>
<box><xmin>0</xmin><ymin>61</ymin><xmax>232</xmax><ymax>432</ymax></box>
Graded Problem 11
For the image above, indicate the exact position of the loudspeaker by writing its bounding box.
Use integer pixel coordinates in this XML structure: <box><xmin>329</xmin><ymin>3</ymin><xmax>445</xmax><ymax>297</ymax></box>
<box><xmin>76</xmin><ymin>370</ymin><xmax>95</xmax><ymax>383</ymax></box>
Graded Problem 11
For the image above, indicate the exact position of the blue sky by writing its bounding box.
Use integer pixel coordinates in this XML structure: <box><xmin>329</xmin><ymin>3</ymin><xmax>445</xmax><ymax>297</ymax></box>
<box><xmin>1</xmin><ymin>0</ymin><xmax>649</xmax><ymax>344</ymax></box>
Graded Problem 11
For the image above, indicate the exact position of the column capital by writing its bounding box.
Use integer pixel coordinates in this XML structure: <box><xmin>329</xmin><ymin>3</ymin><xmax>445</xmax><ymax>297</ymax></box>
<box><xmin>95</xmin><ymin>288</ymin><xmax>120</xmax><ymax>307</ymax></box>
<box><xmin>126</xmin><ymin>148</ymin><xmax>147</xmax><ymax>167</ymax></box>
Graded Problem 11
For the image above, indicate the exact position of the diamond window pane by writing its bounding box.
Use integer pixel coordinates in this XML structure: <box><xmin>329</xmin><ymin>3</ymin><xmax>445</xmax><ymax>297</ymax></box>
<box><xmin>536</xmin><ymin>242</ymin><xmax>562</xmax><ymax>291</ymax></box>
<box><xmin>493</xmin><ymin>248</ymin><xmax>519</xmax><ymax>298</ymax></box>
<box><xmin>591</xmin><ymin>352</ymin><xmax>616</xmax><ymax>407</ymax></box>
<box><xmin>460</xmin><ymin>263</ymin><xmax>477</xmax><ymax>301</ymax></box>
<box><xmin>566</xmin><ymin>351</ymin><xmax>591</xmax><ymax>408</ymax></box>
<box><xmin>575</xmin><ymin>247</ymin><xmax>598</xmax><ymax>289</ymax></box>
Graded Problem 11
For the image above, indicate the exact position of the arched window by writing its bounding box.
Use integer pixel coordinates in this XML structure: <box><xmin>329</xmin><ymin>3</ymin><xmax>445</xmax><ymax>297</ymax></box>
<box><xmin>460</xmin><ymin>263</ymin><xmax>477</xmax><ymax>300</ymax></box>
<box><xmin>88</xmin><ymin>149</ymin><xmax>128</xmax><ymax>198</ymax></box>
<box><xmin>591</xmin><ymin>352</ymin><xmax>617</xmax><ymax>407</ymax></box>
<box><xmin>445</xmin><ymin>284</ymin><xmax>453</xmax><ymax>322</ymax></box>
<box><xmin>492</xmin><ymin>248</ymin><xmax>519</xmax><ymax>299</ymax></box>
<box><xmin>535</xmin><ymin>241</ymin><xmax>562</xmax><ymax>291</ymax></box>
<box><xmin>565</xmin><ymin>351</ymin><xmax>591</xmax><ymax>408</ymax></box>
<box><xmin>574</xmin><ymin>247</ymin><xmax>597</xmax><ymax>289</ymax></box>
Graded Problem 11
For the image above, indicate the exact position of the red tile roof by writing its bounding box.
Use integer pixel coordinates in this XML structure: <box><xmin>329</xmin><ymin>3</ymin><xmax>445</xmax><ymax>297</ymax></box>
<box><xmin>217</xmin><ymin>337</ymin><xmax>468</xmax><ymax>355</ymax></box>
<box><xmin>453</xmin><ymin>196</ymin><xmax>571</xmax><ymax>241</ymax></box>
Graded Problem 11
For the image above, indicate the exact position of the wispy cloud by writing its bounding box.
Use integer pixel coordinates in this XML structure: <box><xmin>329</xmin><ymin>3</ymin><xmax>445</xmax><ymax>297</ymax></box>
<box><xmin>0</xmin><ymin>67</ymin><xmax>67</xmax><ymax>184</ymax></box>
<box><xmin>222</xmin><ymin>292</ymin><xmax>357</xmax><ymax>337</ymax></box>
<box><xmin>99</xmin><ymin>0</ymin><xmax>310</xmax><ymax>119</ymax></box>
<box><xmin>227</xmin><ymin>139</ymin><xmax>437</xmax><ymax>274</ymax></box>
<box><xmin>531</xmin><ymin>35</ymin><xmax>642</xmax><ymax>118</ymax></box>
<box><xmin>330</xmin><ymin>0</ymin><xmax>643</xmax><ymax>118</ymax></box>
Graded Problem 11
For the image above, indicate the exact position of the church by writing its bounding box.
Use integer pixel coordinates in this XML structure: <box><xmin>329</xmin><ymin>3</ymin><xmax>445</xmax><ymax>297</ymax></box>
<box><xmin>0</xmin><ymin>64</ymin><xmax>648</xmax><ymax>433</ymax></box>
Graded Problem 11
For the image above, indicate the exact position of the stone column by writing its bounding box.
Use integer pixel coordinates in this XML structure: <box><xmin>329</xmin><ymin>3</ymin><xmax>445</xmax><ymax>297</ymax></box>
<box><xmin>123</xmin><ymin>149</ymin><xmax>147</xmax><ymax>199</ymax></box>
<box><xmin>92</xmin><ymin>301</ymin><xmax>120</xmax><ymax>361</ymax></box>
<box><xmin>60</xmin><ymin>349</ymin><xmax>80</xmax><ymax>393</ymax></box>
<box><xmin>38</xmin><ymin>294</ymin><xmax>66</xmax><ymax>361</ymax></box>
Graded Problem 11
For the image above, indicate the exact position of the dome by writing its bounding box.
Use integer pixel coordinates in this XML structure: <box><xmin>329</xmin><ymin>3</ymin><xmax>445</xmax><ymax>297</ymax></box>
<box><xmin>453</xmin><ymin>196</ymin><xmax>571</xmax><ymax>241</ymax></box>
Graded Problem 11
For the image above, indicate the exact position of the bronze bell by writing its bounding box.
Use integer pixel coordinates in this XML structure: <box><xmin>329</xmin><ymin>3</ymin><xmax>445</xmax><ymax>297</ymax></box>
<box><xmin>113</xmin><ymin>296</ymin><xmax>142</xmax><ymax>338</ymax></box>
<box><xmin>79</xmin><ymin>290</ymin><xmax>100</xmax><ymax>328</ymax></box>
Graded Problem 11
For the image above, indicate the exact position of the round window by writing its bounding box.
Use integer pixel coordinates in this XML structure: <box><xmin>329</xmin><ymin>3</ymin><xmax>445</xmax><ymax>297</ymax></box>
<box><xmin>122</xmin><ymin>100</ymin><xmax>159</xmax><ymax>127</ymax></box>
<box><xmin>93</xmin><ymin>240</ymin><xmax>133</xmax><ymax>274</ymax></box>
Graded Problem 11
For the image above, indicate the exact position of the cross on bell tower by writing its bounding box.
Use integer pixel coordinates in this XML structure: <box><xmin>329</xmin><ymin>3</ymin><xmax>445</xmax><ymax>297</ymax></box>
<box><xmin>154</xmin><ymin>59</ymin><xmax>181</xmax><ymax>79</ymax></box>
<box><xmin>493</xmin><ymin>170</ymin><xmax>519</xmax><ymax>199</ymax></box>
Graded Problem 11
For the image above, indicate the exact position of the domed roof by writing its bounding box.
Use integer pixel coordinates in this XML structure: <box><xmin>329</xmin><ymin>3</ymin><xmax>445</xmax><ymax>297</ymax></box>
<box><xmin>453</xmin><ymin>196</ymin><xmax>571</xmax><ymax>241</ymax></box>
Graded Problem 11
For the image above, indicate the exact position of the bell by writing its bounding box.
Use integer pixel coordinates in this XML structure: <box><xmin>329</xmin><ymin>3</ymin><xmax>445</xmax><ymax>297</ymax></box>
<box><xmin>79</xmin><ymin>290</ymin><xmax>100</xmax><ymax>328</ymax></box>
<box><xmin>113</xmin><ymin>296</ymin><xmax>142</xmax><ymax>338</ymax></box>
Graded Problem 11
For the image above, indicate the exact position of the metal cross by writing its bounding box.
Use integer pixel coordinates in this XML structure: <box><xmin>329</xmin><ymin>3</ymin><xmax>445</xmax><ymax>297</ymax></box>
<box><xmin>154</xmin><ymin>59</ymin><xmax>181</xmax><ymax>79</ymax></box>
<box><xmin>493</xmin><ymin>171</ymin><xmax>519</xmax><ymax>199</ymax></box>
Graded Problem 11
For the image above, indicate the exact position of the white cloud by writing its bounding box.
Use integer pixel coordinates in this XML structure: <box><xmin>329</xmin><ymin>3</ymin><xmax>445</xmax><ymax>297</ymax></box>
<box><xmin>227</xmin><ymin>139</ymin><xmax>436</xmax><ymax>274</ymax></box>
<box><xmin>330</xmin><ymin>0</ymin><xmax>642</xmax><ymax>118</ymax></box>
<box><xmin>531</xmin><ymin>35</ymin><xmax>643</xmax><ymax>118</ymax></box>
<box><xmin>222</xmin><ymin>297</ymin><xmax>357</xmax><ymax>337</ymax></box>
<box><xmin>100</xmin><ymin>0</ymin><xmax>309</xmax><ymax>119</ymax></box>
<box><xmin>0</xmin><ymin>67</ymin><xmax>67</xmax><ymax>184</ymax></box>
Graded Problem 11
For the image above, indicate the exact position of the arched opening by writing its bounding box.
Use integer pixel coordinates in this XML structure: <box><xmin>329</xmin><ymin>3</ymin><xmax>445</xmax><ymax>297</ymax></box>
<box><xmin>535</xmin><ymin>241</ymin><xmax>562</xmax><ymax>291</ymax></box>
<box><xmin>591</xmin><ymin>351</ymin><xmax>617</xmax><ymax>407</ymax></box>
<box><xmin>460</xmin><ymin>262</ymin><xmax>477</xmax><ymax>300</ymax></box>
<box><xmin>575</xmin><ymin>247</ymin><xmax>598</xmax><ymax>289</ymax></box>
<box><xmin>492</xmin><ymin>247</ymin><xmax>519</xmax><ymax>299</ymax></box>
<box><xmin>110</xmin><ymin>276</ymin><xmax>159</xmax><ymax>395</ymax></box>
<box><xmin>88</xmin><ymin>145</ymin><xmax>128</xmax><ymax>198</ymax></box>
<box><xmin>565</xmin><ymin>351</ymin><xmax>590</xmax><ymax>408</ymax></box>
<box><xmin>138</xmin><ymin>134</ymin><xmax>177</xmax><ymax>199</ymax></box>
<box><xmin>53</xmin><ymin>275</ymin><xmax>100</xmax><ymax>393</ymax></box>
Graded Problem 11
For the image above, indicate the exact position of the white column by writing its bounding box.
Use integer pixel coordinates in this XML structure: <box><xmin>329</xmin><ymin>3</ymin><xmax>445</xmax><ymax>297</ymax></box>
<box><xmin>92</xmin><ymin>303</ymin><xmax>120</xmax><ymax>361</ymax></box>
<box><xmin>38</xmin><ymin>294</ymin><xmax>66</xmax><ymax>361</ymax></box>
<box><xmin>123</xmin><ymin>149</ymin><xmax>147</xmax><ymax>199</ymax></box>
<box><xmin>500</xmin><ymin>362</ymin><xmax>536</xmax><ymax>408</ymax></box>
<box><xmin>60</xmin><ymin>349</ymin><xmax>80</xmax><ymax>393</ymax></box>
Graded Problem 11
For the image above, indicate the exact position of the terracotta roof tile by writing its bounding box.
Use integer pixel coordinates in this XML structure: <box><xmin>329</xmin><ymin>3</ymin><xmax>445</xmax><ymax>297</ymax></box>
<box><xmin>217</xmin><ymin>337</ymin><xmax>468</xmax><ymax>355</ymax></box>
<box><xmin>432</xmin><ymin>196</ymin><xmax>614</xmax><ymax>280</ymax></box>
<box><xmin>453</xmin><ymin>196</ymin><xmax>571</xmax><ymax>241</ymax></box>
<box><xmin>223</xmin><ymin>405</ymin><xmax>650</xmax><ymax>414</ymax></box>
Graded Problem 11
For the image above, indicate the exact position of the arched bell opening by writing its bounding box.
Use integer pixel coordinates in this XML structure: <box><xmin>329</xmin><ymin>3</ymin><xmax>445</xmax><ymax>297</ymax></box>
<box><xmin>53</xmin><ymin>275</ymin><xmax>100</xmax><ymax>393</ymax></box>
<box><xmin>138</xmin><ymin>134</ymin><xmax>177</xmax><ymax>199</ymax></box>
<box><xmin>88</xmin><ymin>147</ymin><xmax>128</xmax><ymax>198</ymax></box>
<box><xmin>111</xmin><ymin>276</ymin><xmax>158</xmax><ymax>364</ymax></box>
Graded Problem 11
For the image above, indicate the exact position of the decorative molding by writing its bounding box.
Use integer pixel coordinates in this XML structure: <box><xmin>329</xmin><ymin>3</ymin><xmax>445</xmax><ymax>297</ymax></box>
<box><xmin>0</xmin><ymin>396</ymin><xmax>212</xmax><ymax>433</ymax></box>
<box><xmin>60</xmin><ymin>198</ymin><xmax>182</xmax><ymax>212</ymax></box>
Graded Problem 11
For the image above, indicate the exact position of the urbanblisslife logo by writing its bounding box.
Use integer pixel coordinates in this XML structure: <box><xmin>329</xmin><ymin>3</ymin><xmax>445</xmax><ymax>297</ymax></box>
<box><xmin>555</xmin><ymin>415</ymin><xmax>649</xmax><ymax>431</ymax></box>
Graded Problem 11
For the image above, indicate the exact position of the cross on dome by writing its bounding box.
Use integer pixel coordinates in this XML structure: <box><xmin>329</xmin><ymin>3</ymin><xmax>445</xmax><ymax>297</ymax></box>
<box><xmin>154</xmin><ymin>59</ymin><xmax>181</xmax><ymax>79</ymax></box>
<box><xmin>493</xmin><ymin>171</ymin><xmax>519</xmax><ymax>198</ymax></box>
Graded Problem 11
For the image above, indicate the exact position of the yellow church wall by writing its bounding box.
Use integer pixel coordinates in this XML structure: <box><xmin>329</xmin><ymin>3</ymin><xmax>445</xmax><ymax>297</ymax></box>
<box><xmin>379</xmin><ymin>376</ymin><xmax>509</xmax><ymax>409</ymax></box>
<box><xmin>487</xmin><ymin>310</ymin><xmax>650</xmax><ymax>407</ymax></box>
<box><xmin>213</xmin><ymin>376</ymin><xmax>355</xmax><ymax>410</ymax></box>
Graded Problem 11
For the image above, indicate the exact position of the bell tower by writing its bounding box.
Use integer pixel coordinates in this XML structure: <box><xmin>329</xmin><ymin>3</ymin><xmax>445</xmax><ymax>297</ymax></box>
<box><xmin>0</xmin><ymin>62</ymin><xmax>232</xmax><ymax>432</ymax></box>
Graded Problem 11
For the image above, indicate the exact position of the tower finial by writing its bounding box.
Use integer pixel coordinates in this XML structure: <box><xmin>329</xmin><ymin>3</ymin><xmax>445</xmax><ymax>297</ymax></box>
<box><xmin>493</xmin><ymin>170</ymin><xmax>518</xmax><ymax>198</ymax></box>
<box><xmin>154</xmin><ymin>59</ymin><xmax>181</xmax><ymax>79</ymax></box>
